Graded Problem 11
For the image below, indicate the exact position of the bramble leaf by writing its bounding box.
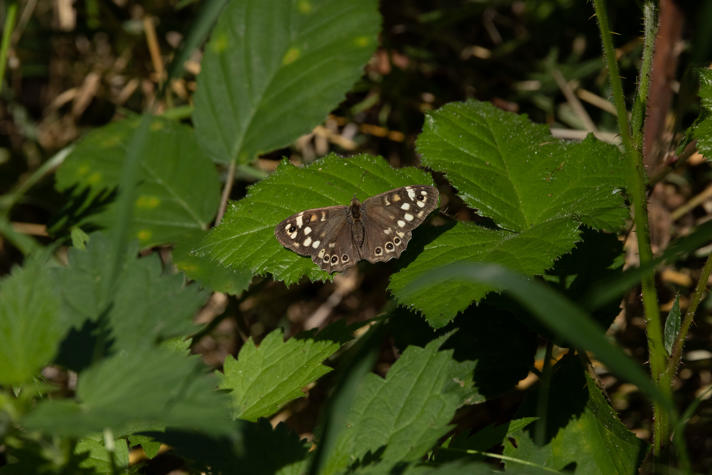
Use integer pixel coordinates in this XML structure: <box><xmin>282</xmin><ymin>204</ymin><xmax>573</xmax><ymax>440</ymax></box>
<box><xmin>389</xmin><ymin>101</ymin><xmax>627</xmax><ymax>326</ymax></box>
<box><xmin>54</xmin><ymin>116</ymin><xmax>220</xmax><ymax>247</ymax></box>
<box><xmin>196</xmin><ymin>154</ymin><xmax>435</xmax><ymax>284</ymax></box>
<box><xmin>193</xmin><ymin>0</ymin><xmax>380</xmax><ymax>163</ymax></box>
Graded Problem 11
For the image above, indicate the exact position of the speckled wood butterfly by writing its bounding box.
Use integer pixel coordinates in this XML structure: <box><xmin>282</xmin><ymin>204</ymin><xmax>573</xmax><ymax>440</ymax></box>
<box><xmin>274</xmin><ymin>185</ymin><xmax>439</xmax><ymax>273</ymax></box>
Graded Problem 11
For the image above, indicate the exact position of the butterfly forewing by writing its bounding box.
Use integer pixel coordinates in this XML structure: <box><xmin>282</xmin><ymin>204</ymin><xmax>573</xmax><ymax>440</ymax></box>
<box><xmin>274</xmin><ymin>206</ymin><xmax>358</xmax><ymax>272</ymax></box>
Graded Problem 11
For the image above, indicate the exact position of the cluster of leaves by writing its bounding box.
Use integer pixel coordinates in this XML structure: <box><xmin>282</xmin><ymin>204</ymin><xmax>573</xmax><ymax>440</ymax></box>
<box><xmin>1</xmin><ymin>0</ymin><xmax>711</xmax><ymax>473</ymax></box>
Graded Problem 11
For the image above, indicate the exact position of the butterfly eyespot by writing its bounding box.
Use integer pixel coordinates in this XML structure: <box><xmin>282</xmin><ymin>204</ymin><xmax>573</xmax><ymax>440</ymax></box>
<box><xmin>288</xmin><ymin>225</ymin><xmax>297</xmax><ymax>233</ymax></box>
<box><xmin>331</xmin><ymin>255</ymin><xmax>338</xmax><ymax>264</ymax></box>
<box><xmin>385</xmin><ymin>242</ymin><xmax>394</xmax><ymax>251</ymax></box>
<box><xmin>417</xmin><ymin>194</ymin><xmax>425</xmax><ymax>201</ymax></box>
<box><xmin>393</xmin><ymin>237</ymin><xmax>401</xmax><ymax>245</ymax></box>
<box><xmin>323</xmin><ymin>255</ymin><xmax>330</xmax><ymax>263</ymax></box>
<box><xmin>341</xmin><ymin>254</ymin><xmax>349</xmax><ymax>262</ymax></box>
<box><xmin>375</xmin><ymin>247</ymin><xmax>382</xmax><ymax>255</ymax></box>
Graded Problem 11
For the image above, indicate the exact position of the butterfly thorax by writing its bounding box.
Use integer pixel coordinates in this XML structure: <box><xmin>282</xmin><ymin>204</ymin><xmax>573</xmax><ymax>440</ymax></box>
<box><xmin>348</xmin><ymin>197</ymin><xmax>366</xmax><ymax>251</ymax></box>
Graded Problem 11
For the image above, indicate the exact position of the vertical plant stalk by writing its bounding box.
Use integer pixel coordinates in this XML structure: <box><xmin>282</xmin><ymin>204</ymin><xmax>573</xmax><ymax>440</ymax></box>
<box><xmin>534</xmin><ymin>341</ymin><xmax>554</xmax><ymax>445</ymax></box>
<box><xmin>591</xmin><ymin>0</ymin><xmax>670</xmax><ymax>452</ymax></box>
<box><xmin>667</xmin><ymin>253</ymin><xmax>712</xmax><ymax>376</ymax></box>
<box><xmin>0</xmin><ymin>2</ymin><xmax>18</xmax><ymax>93</ymax></box>
<box><xmin>631</xmin><ymin>2</ymin><xmax>657</xmax><ymax>152</ymax></box>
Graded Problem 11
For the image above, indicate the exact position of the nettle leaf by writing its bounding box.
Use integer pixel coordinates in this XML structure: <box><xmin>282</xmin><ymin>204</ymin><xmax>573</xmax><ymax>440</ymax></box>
<box><xmin>503</xmin><ymin>356</ymin><xmax>645</xmax><ymax>474</ymax></box>
<box><xmin>75</xmin><ymin>434</ymin><xmax>130</xmax><ymax>474</ymax></box>
<box><xmin>389</xmin><ymin>100</ymin><xmax>627</xmax><ymax>326</ymax></box>
<box><xmin>322</xmin><ymin>334</ymin><xmax>479</xmax><ymax>474</ymax></box>
<box><xmin>0</xmin><ymin>256</ymin><xmax>64</xmax><ymax>385</ymax></box>
<box><xmin>55</xmin><ymin>116</ymin><xmax>220</xmax><ymax>247</ymax></box>
<box><xmin>219</xmin><ymin>329</ymin><xmax>340</xmax><ymax>422</ymax></box>
<box><xmin>197</xmin><ymin>154</ymin><xmax>435</xmax><ymax>284</ymax></box>
<box><xmin>193</xmin><ymin>0</ymin><xmax>379</xmax><ymax>163</ymax></box>
<box><xmin>24</xmin><ymin>348</ymin><xmax>233</xmax><ymax>437</ymax></box>
<box><xmin>53</xmin><ymin>233</ymin><xmax>208</xmax><ymax>354</ymax></box>
<box><xmin>694</xmin><ymin>69</ymin><xmax>712</xmax><ymax>159</ymax></box>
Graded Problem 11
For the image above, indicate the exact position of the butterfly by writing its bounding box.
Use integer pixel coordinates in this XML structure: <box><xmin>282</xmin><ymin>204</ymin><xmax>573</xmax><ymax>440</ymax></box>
<box><xmin>274</xmin><ymin>185</ymin><xmax>439</xmax><ymax>273</ymax></box>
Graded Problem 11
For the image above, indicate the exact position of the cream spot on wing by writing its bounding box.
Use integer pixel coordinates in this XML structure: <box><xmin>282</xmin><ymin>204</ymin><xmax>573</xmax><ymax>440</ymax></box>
<box><xmin>312</xmin><ymin>240</ymin><xmax>320</xmax><ymax>249</ymax></box>
<box><xmin>384</xmin><ymin>228</ymin><xmax>392</xmax><ymax>235</ymax></box>
<box><xmin>318</xmin><ymin>248</ymin><xmax>325</xmax><ymax>258</ymax></box>
<box><xmin>289</xmin><ymin>232</ymin><xmax>297</xmax><ymax>239</ymax></box>
<box><xmin>320</xmin><ymin>211</ymin><xmax>326</xmax><ymax>222</ymax></box>
<box><xmin>296</xmin><ymin>214</ymin><xmax>304</xmax><ymax>228</ymax></box>
<box><xmin>304</xmin><ymin>226</ymin><xmax>312</xmax><ymax>235</ymax></box>
<box><xmin>294</xmin><ymin>243</ymin><xmax>301</xmax><ymax>248</ymax></box>
<box><xmin>303</xmin><ymin>237</ymin><xmax>312</xmax><ymax>247</ymax></box>
<box><xmin>396</xmin><ymin>231</ymin><xmax>405</xmax><ymax>238</ymax></box>
<box><xmin>329</xmin><ymin>243</ymin><xmax>335</xmax><ymax>248</ymax></box>
<box><xmin>392</xmin><ymin>194</ymin><xmax>401</xmax><ymax>202</ymax></box>
<box><xmin>420</xmin><ymin>190</ymin><xmax>427</xmax><ymax>195</ymax></box>
<box><xmin>404</xmin><ymin>213</ymin><xmax>414</xmax><ymax>221</ymax></box>
<box><xmin>406</xmin><ymin>187</ymin><xmax>416</xmax><ymax>200</ymax></box>
<box><xmin>400</xmin><ymin>203</ymin><xmax>410</xmax><ymax>211</ymax></box>
<box><xmin>416</xmin><ymin>200</ymin><xmax>426</xmax><ymax>208</ymax></box>
<box><xmin>384</xmin><ymin>196</ymin><xmax>391</xmax><ymax>206</ymax></box>
<box><xmin>416</xmin><ymin>210</ymin><xmax>425</xmax><ymax>218</ymax></box>
<box><xmin>310</xmin><ymin>214</ymin><xmax>318</xmax><ymax>222</ymax></box>
<box><xmin>397</xmin><ymin>220</ymin><xmax>406</xmax><ymax>228</ymax></box>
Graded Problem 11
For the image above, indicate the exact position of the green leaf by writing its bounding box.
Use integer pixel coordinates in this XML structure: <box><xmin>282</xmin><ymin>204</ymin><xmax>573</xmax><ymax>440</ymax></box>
<box><xmin>173</xmin><ymin>229</ymin><xmax>252</xmax><ymax>295</ymax></box>
<box><xmin>417</xmin><ymin>100</ymin><xmax>627</xmax><ymax>232</ymax></box>
<box><xmin>322</xmin><ymin>334</ymin><xmax>479</xmax><ymax>474</ymax></box>
<box><xmin>127</xmin><ymin>434</ymin><xmax>162</xmax><ymax>459</ymax></box>
<box><xmin>54</xmin><ymin>116</ymin><xmax>220</xmax><ymax>247</ymax></box>
<box><xmin>694</xmin><ymin>69</ymin><xmax>712</xmax><ymax>159</ymax></box>
<box><xmin>664</xmin><ymin>295</ymin><xmax>681</xmax><ymax>356</ymax></box>
<box><xmin>387</xmin><ymin>100</ymin><xmax>628</xmax><ymax>326</ymax></box>
<box><xmin>152</xmin><ymin>420</ymin><xmax>309</xmax><ymax>475</ymax></box>
<box><xmin>53</xmin><ymin>233</ymin><xmax>208</xmax><ymax>353</ymax></box>
<box><xmin>399</xmin><ymin>262</ymin><xmax>671</xmax><ymax>410</ymax></box>
<box><xmin>219</xmin><ymin>329</ymin><xmax>340</xmax><ymax>421</ymax></box>
<box><xmin>196</xmin><ymin>153</ymin><xmax>435</xmax><ymax>284</ymax></box>
<box><xmin>503</xmin><ymin>356</ymin><xmax>645</xmax><ymax>474</ymax></box>
<box><xmin>24</xmin><ymin>348</ymin><xmax>233</xmax><ymax>437</ymax></box>
<box><xmin>75</xmin><ymin>434</ymin><xmax>130</xmax><ymax>474</ymax></box>
<box><xmin>389</xmin><ymin>219</ymin><xmax>580</xmax><ymax>327</ymax></box>
<box><xmin>0</xmin><ymin>256</ymin><xmax>64</xmax><ymax>385</ymax></box>
<box><xmin>192</xmin><ymin>0</ymin><xmax>380</xmax><ymax>163</ymax></box>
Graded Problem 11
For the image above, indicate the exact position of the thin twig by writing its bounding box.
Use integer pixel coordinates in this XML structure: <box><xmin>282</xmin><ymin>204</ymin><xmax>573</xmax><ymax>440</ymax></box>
<box><xmin>552</xmin><ymin>69</ymin><xmax>597</xmax><ymax>132</ymax></box>
<box><xmin>216</xmin><ymin>160</ymin><xmax>236</xmax><ymax>224</ymax></box>
<box><xmin>667</xmin><ymin>253</ymin><xmax>712</xmax><ymax>377</ymax></box>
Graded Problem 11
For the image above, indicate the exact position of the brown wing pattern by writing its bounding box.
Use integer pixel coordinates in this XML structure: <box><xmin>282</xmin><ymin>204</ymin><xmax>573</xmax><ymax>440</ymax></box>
<box><xmin>274</xmin><ymin>205</ymin><xmax>358</xmax><ymax>272</ymax></box>
<box><xmin>359</xmin><ymin>185</ymin><xmax>439</xmax><ymax>263</ymax></box>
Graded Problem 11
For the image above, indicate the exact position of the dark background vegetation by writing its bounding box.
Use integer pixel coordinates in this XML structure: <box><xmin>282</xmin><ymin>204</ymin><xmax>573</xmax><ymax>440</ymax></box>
<box><xmin>2</xmin><ymin>0</ymin><xmax>712</xmax><ymax>471</ymax></box>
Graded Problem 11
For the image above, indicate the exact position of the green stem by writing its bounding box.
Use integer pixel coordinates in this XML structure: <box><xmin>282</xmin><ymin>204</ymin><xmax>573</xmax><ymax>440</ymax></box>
<box><xmin>0</xmin><ymin>2</ymin><xmax>17</xmax><ymax>93</ymax></box>
<box><xmin>592</xmin><ymin>0</ymin><xmax>669</xmax><ymax>452</ymax></box>
<box><xmin>631</xmin><ymin>2</ymin><xmax>657</xmax><ymax>152</ymax></box>
<box><xmin>667</xmin><ymin>252</ymin><xmax>712</xmax><ymax>377</ymax></box>
<box><xmin>535</xmin><ymin>341</ymin><xmax>554</xmax><ymax>445</ymax></box>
